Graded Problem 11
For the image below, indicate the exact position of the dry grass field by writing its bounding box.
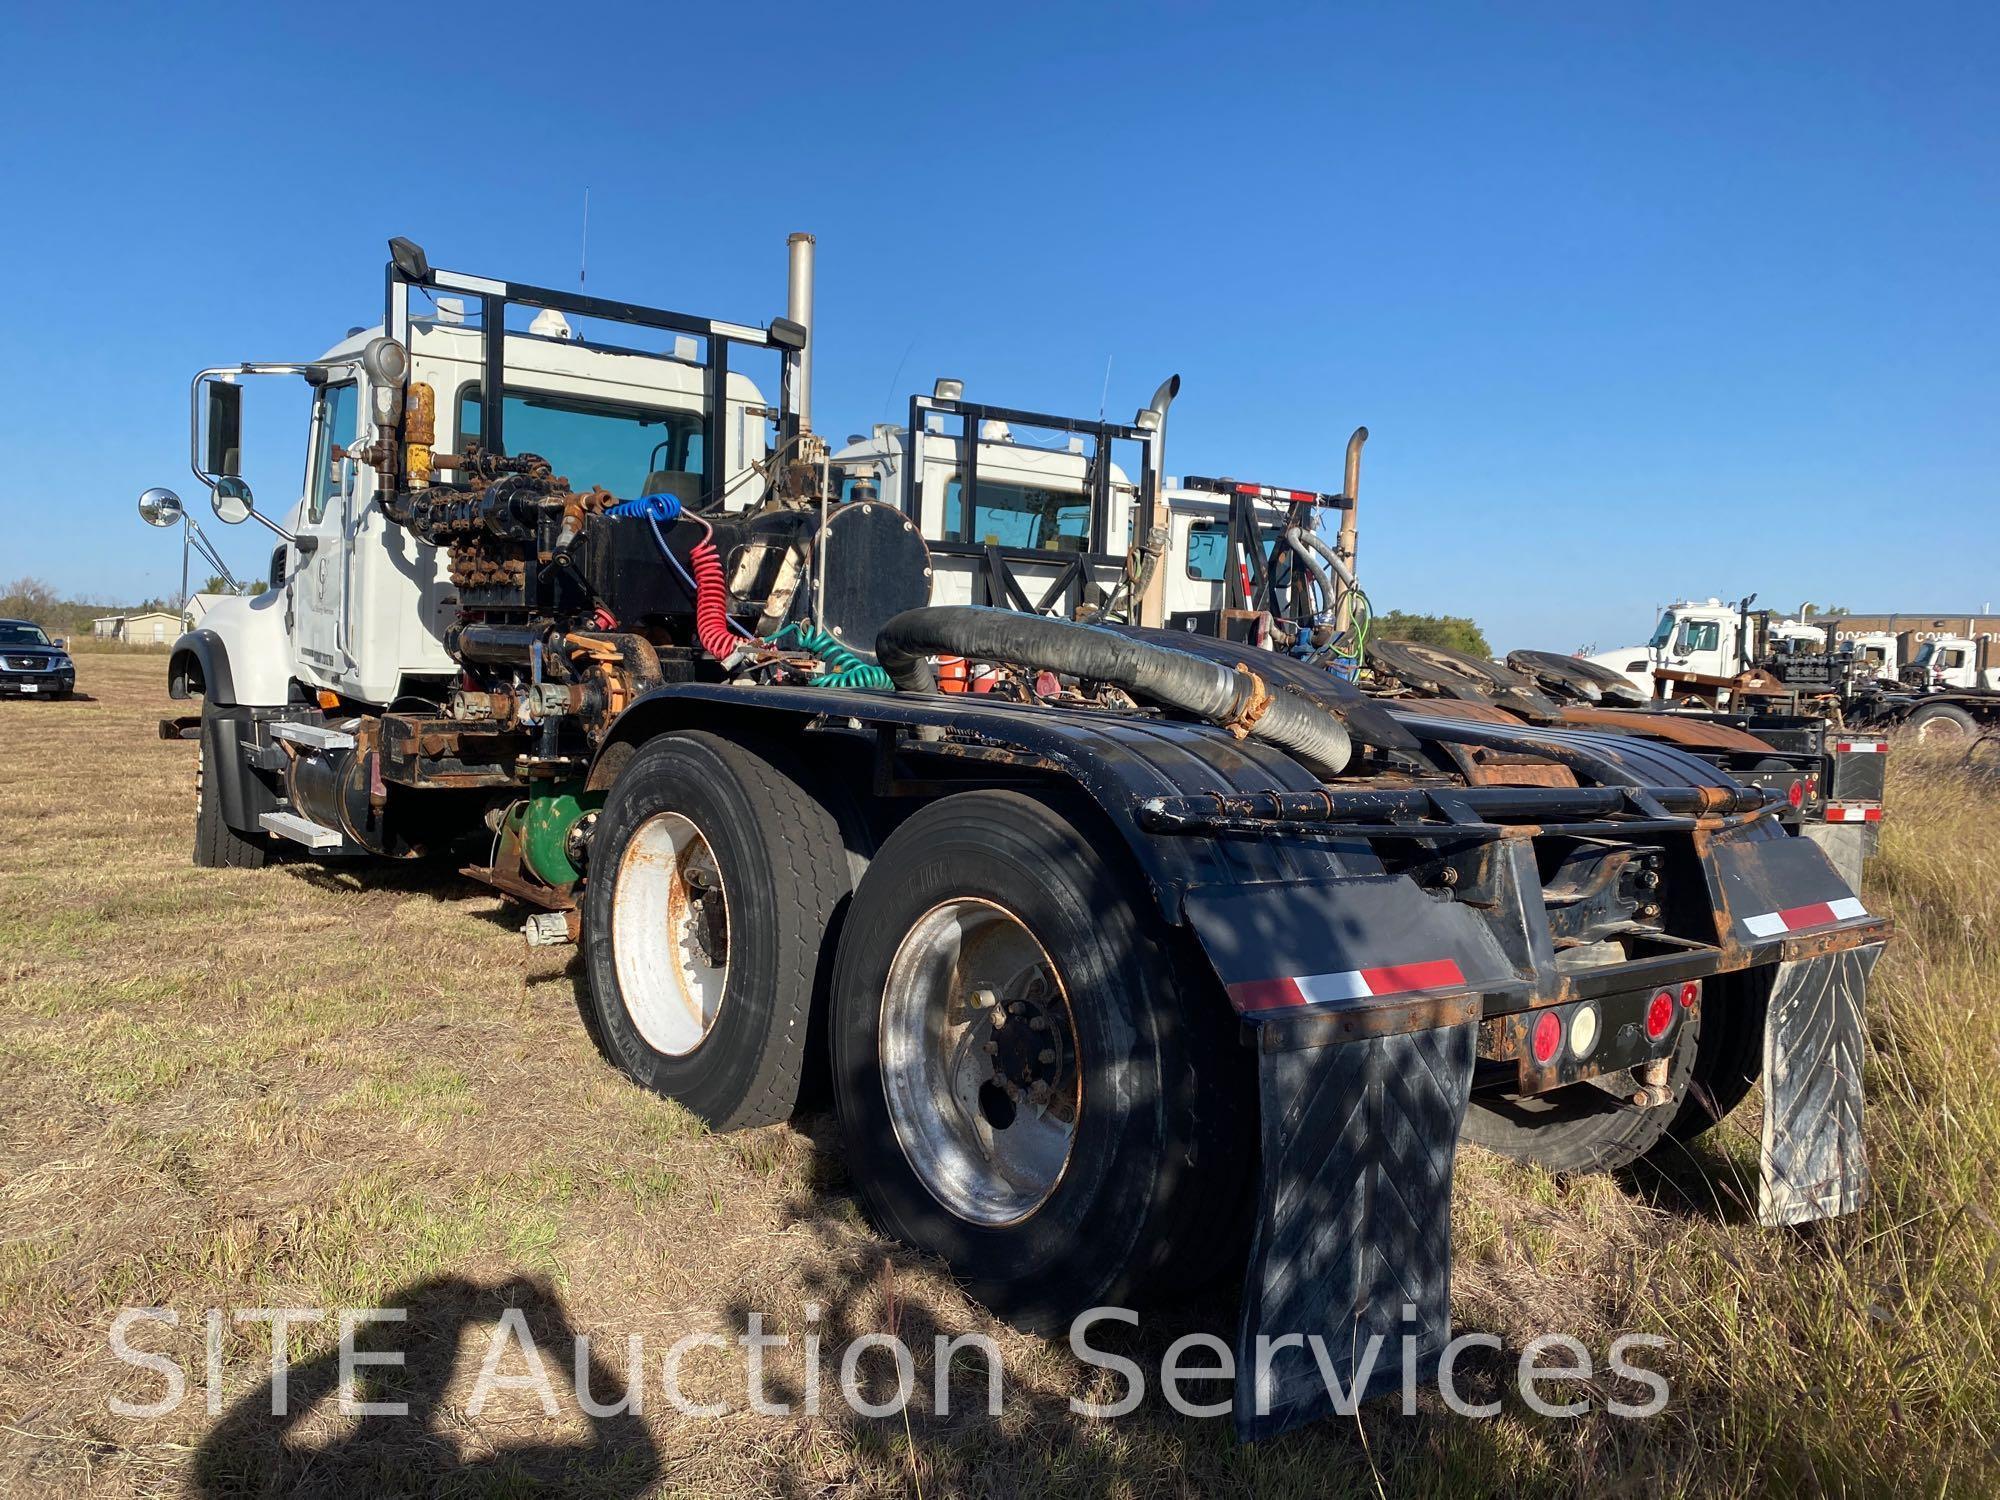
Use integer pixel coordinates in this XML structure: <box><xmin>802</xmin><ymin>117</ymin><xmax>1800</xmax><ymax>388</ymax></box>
<box><xmin>2</xmin><ymin>651</ymin><xmax>1995</xmax><ymax>1497</ymax></box>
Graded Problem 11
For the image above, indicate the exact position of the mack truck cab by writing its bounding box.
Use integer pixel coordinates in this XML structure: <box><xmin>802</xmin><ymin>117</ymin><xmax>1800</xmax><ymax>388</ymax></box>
<box><xmin>147</xmin><ymin>296</ymin><xmax>776</xmax><ymax>718</ymax></box>
<box><xmin>1904</xmin><ymin>635</ymin><xmax>2000</xmax><ymax>691</ymax></box>
<box><xmin>1646</xmin><ymin>598</ymin><xmax>1826</xmax><ymax>684</ymax></box>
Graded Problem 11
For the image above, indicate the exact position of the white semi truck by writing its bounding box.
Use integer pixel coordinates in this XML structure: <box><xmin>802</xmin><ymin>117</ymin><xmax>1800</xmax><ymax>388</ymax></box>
<box><xmin>135</xmin><ymin>234</ymin><xmax>1886</xmax><ymax>1438</ymax></box>
<box><xmin>1598</xmin><ymin>598</ymin><xmax>2000</xmax><ymax>743</ymax></box>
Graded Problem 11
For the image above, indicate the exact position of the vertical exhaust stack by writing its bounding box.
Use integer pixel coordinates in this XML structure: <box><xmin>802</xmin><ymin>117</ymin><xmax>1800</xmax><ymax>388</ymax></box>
<box><xmin>1335</xmin><ymin>426</ymin><xmax>1368</xmax><ymax>632</ymax></box>
<box><xmin>786</xmin><ymin>232</ymin><xmax>816</xmax><ymax>434</ymax></box>
<box><xmin>1133</xmin><ymin>374</ymin><xmax>1181</xmax><ymax>628</ymax></box>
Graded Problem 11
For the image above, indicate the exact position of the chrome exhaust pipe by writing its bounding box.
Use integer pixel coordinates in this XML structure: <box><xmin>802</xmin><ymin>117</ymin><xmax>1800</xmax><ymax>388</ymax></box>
<box><xmin>786</xmin><ymin>232</ymin><xmax>816</xmax><ymax>433</ymax></box>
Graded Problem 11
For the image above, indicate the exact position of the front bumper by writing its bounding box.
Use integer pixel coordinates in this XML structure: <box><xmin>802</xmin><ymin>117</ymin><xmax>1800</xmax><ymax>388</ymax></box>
<box><xmin>0</xmin><ymin>664</ymin><xmax>74</xmax><ymax>695</ymax></box>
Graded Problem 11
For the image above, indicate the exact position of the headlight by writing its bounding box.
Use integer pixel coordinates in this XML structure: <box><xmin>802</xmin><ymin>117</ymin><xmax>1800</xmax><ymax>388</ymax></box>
<box><xmin>51</xmin><ymin>654</ymin><xmax>71</xmax><ymax>668</ymax></box>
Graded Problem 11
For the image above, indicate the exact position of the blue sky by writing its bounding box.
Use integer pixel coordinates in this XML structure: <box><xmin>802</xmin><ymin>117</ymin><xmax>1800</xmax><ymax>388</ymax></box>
<box><xmin>1</xmin><ymin>1</ymin><xmax>1993</xmax><ymax>651</ymax></box>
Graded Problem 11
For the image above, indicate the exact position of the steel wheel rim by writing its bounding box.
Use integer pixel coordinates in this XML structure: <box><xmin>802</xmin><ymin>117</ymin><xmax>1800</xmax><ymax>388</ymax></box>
<box><xmin>879</xmin><ymin>898</ymin><xmax>1080</xmax><ymax>1226</ymax></box>
<box><xmin>612</xmin><ymin>811</ymin><xmax>729</xmax><ymax>1056</ymax></box>
<box><xmin>1919</xmin><ymin>715</ymin><xmax>1965</xmax><ymax>745</ymax></box>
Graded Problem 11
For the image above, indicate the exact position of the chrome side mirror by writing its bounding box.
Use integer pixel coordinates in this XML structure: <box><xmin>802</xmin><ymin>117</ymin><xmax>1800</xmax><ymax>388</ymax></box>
<box><xmin>212</xmin><ymin>475</ymin><xmax>256</xmax><ymax>525</ymax></box>
<box><xmin>138</xmin><ymin>487</ymin><xmax>185</xmax><ymax>528</ymax></box>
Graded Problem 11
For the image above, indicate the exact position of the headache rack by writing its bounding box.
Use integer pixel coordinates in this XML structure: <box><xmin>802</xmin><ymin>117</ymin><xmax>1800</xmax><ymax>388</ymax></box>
<box><xmin>903</xmin><ymin>390</ymin><xmax>1162</xmax><ymax>619</ymax></box>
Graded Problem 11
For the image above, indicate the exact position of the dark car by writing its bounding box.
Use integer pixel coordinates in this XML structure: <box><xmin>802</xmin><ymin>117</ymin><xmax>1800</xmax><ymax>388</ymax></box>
<box><xmin>0</xmin><ymin>619</ymin><xmax>76</xmax><ymax>698</ymax></box>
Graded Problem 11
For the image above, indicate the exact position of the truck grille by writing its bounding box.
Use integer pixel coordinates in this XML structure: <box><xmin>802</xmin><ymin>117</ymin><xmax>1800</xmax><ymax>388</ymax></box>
<box><xmin>3</xmin><ymin>655</ymin><xmax>52</xmax><ymax>670</ymax></box>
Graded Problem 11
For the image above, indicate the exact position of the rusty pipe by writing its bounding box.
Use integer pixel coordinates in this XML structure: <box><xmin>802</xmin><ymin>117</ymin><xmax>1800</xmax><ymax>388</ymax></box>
<box><xmin>1335</xmin><ymin>426</ymin><xmax>1368</xmax><ymax>631</ymax></box>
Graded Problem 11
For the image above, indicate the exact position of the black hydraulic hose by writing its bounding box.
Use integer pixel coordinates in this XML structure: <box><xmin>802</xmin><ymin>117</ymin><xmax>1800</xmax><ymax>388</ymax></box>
<box><xmin>876</xmin><ymin>605</ymin><xmax>1353</xmax><ymax>776</ymax></box>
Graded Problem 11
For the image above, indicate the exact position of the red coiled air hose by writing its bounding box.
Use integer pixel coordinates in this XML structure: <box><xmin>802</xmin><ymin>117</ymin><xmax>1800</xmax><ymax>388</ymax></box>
<box><xmin>690</xmin><ymin>531</ymin><xmax>738</xmax><ymax>660</ymax></box>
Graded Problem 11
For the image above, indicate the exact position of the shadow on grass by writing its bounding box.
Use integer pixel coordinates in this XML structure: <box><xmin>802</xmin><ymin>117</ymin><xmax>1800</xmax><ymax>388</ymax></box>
<box><xmin>709</xmin><ymin>1119</ymin><xmax>1535</xmax><ymax>1497</ymax></box>
<box><xmin>192</xmin><ymin>1274</ymin><xmax>659</xmax><ymax>1500</ymax></box>
<box><xmin>278</xmin><ymin>856</ymin><xmax>492</xmax><ymax>905</ymax></box>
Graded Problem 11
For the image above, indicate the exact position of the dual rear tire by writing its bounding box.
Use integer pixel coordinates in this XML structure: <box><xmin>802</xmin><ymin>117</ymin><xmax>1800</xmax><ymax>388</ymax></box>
<box><xmin>582</xmin><ymin>738</ymin><xmax>1248</xmax><ymax>1322</ymax></box>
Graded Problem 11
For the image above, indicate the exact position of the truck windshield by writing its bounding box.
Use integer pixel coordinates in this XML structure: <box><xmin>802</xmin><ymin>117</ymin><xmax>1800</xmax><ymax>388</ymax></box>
<box><xmin>458</xmin><ymin>389</ymin><xmax>705</xmax><ymax>500</ymax></box>
<box><xmin>1185</xmin><ymin>521</ymin><xmax>1290</xmax><ymax>581</ymax></box>
<box><xmin>1912</xmin><ymin>642</ymin><xmax>1936</xmax><ymax>667</ymax></box>
<box><xmin>1647</xmin><ymin>612</ymin><xmax>1676</xmax><ymax>649</ymax></box>
<box><xmin>943</xmin><ymin>478</ymin><xmax>1090</xmax><ymax>551</ymax></box>
<box><xmin>0</xmin><ymin>623</ymin><xmax>51</xmax><ymax>647</ymax></box>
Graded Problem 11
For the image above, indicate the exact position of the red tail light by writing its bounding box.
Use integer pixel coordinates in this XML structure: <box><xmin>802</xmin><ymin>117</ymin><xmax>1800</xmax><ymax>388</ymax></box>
<box><xmin>1532</xmin><ymin>1010</ymin><xmax>1562</xmax><ymax>1063</ymax></box>
<box><xmin>1787</xmin><ymin>778</ymin><xmax>1806</xmax><ymax>809</ymax></box>
<box><xmin>1646</xmin><ymin>991</ymin><xmax>1676</xmax><ymax>1039</ymax></box>
<box><xmin>1679</xmin><ymin>980</ymin><xmax>1700</xmax><ymax>1009</ymax></box>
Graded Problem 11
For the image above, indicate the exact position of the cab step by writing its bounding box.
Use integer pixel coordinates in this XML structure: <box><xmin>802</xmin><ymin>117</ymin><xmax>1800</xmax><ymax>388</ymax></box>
<box><xmin>269</xmin><ymin>721</ymin><xmax>357</xmax><ymax>752</ymax></box>
<box><xmin>258</xmin><ymin>811</ymin><xmax>344</xmax><ymax>849</ymax></box>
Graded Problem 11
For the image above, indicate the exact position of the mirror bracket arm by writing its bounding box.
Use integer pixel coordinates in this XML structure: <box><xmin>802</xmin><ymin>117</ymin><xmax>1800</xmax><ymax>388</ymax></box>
<box><xmin>246</xmin><ymin>508</ymin><xmax>296</xmax><ymax>544</ymax></box>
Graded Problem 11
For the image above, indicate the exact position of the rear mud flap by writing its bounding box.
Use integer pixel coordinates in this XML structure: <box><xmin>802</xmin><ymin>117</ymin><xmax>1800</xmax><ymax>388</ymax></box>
<box><xmin>1759</xmin><ymin>943</ymin><xmax>1881</xmax><ymax>1227</ymax></box>
<box><xmin>1233</xmin><ymin>1021</ymin><xmax>1476</xmax><ymax>1440</ymax></box>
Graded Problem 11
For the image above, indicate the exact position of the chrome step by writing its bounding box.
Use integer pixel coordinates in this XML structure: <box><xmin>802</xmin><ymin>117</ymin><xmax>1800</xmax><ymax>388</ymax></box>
<box><xmin>269</xmin><ymin>721</ymin><xmax>357</xmax><ymax>752</ymax></box>
<box><xmin>258</xmin><ymin>811</ymin><xmax>344</xmax><ymax>849</ymax></box>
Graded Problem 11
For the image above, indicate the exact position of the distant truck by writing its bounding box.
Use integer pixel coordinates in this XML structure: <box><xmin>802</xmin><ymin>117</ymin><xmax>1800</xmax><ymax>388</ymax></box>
<box><xmin>1627</xmin><ymin>598</ymin><xmax>2000</xmax><ymax>745</ymax></box>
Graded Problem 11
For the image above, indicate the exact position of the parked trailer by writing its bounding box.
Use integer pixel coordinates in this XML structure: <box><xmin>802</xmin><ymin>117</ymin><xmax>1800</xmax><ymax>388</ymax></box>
<box><xmin>141</xmin><ymin>237</ymin><xmax>1886</xmax><ymax>1438</ymax></box>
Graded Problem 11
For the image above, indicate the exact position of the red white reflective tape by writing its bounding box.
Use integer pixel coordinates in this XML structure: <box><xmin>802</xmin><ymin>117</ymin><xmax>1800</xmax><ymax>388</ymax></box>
<box><xmin>1232</xmin><ymin>482</ymin><xmax>1323</xmax><ymax>504</ymax></box>
<box><xmin>1741</xmin><ymin>896</ymin><xmax>1868</xmax><ymax>939</ymax></box>
<box><xmin>1824</xmin><ymin>803</ymin><xmax>1883</xmax><ymax>823</ymax></box>
<box><xmin>1227</xmin><ymin>958</ymin><xmax>1468</xmax><ymax>1013</ymax></box>
<box><xmin>1831</xmin><ymin>740</ymin><xmax>1887</xmax><ymax>754</ymax></box>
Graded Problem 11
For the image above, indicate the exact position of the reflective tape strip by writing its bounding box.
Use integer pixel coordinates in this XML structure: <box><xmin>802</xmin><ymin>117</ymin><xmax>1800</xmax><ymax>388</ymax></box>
<box><xmin>1824</xmin><ymin>804</ymin><xmax>1884</xmax><ymax>823</ymax></box>
<box><xmin>1228</xmin><ymin>958</ymin><xmax>1468</xmax><ymax>1013</ymax></box>
<box><xmin>1742</xmin><ymin>895</ymin><xmax>1868</xmax><ymax>939</ymax></box>
<box><xmin>1831</xmin><ymin>740</ymin><xmax>1887</xmax><ymax>754</ymax></box>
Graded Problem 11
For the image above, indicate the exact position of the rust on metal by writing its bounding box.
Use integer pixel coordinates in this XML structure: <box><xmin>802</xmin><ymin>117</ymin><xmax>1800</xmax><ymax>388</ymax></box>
<box><xmin>1258</xmin><ymin>990</ymin><xmax>1483</xmax><ymax>1051</ymax></box>
<box><xmin>1557</xmin><ymin>705</ymin><xmax>1773</xmax><ymax>753</ymax></box>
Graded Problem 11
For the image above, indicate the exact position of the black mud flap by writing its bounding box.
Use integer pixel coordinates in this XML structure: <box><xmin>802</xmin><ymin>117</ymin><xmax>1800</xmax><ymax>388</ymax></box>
<box><xmin>1759</xmin><ymin>943</ymin><xmax>1881</xmax><ymax>1227</ymax></box>
<box><xmin>1232</xmin><ymin>1021</ymin><xmax>1476</xmax><ymax>1440</ymax></box>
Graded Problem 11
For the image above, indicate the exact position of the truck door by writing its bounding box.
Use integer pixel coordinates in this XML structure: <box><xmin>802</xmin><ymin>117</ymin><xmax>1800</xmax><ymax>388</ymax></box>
<box><xmin>291</xmin><ymin>379</ymin><xmax>359</xmax><ymax>687</ymax></box>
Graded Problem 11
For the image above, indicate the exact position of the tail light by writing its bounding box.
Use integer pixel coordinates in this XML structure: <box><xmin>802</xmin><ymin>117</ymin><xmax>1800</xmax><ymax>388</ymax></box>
<box><xmin>1679</xmin><ymin>980</ymin><xmax>1701</xmax><ymax>1009</ymax></box>
<box><xmin>1787</xmin><ymin>778</ymin><xmax>1806</xmax><ymax>809</ymax></box>
<box><xmin>1532</xmin><ymin>1010</ymin><xmax>1563</xmax><ymax>1063</ymax></box>
<box><xmin>1646</xmin><ymin>990</ymin><xmax>1676</xmax><ymax>1040</ymax></box>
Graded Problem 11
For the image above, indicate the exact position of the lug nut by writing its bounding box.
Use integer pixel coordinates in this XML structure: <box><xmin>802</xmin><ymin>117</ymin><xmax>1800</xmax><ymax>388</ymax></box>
<box><xmin>981</xmin><ymin>1040</ymin><xmax>998</xmax><ymax>1055</ymax></box>
<box><xmin>1038</xmin><ymin>1048</ymin><xmax>1056</xmax><ymax>1064</ymax></box>
<box><xmin>971</xmin><ymin>988</ymin><xmax>997</xmax><ymax>1009</ymax></box>
<box><xmin>1028</xmin><ymin>1015</ymin><xmax>1048</xmax><ymax>1032</ymax></box>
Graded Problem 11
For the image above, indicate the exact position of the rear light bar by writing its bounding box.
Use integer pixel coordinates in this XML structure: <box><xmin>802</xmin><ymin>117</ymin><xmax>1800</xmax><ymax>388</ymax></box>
<box><xmin>1180</xmin><ymin>475</ymin><xmax>1347</xmax><ymax>508</ymax></box>
<box><xmin>1502</xmin><ymin>980</ymin><xmax>1700</xmax><ymax>1092</ymax></box>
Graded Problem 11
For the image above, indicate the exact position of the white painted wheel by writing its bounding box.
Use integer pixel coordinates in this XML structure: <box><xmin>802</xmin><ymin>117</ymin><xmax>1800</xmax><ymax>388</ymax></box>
<box><xmin>611</xmin><ymin>811</ymin><xmax>729</xmax><ymax>1056</ymax></box>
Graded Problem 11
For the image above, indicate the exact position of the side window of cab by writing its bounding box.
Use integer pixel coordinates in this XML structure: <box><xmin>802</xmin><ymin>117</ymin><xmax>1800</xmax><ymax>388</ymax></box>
<box><xmin>306</xmin><ymin>382</ymin><xmax>359</xmax><ymax>524</ymax></box>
